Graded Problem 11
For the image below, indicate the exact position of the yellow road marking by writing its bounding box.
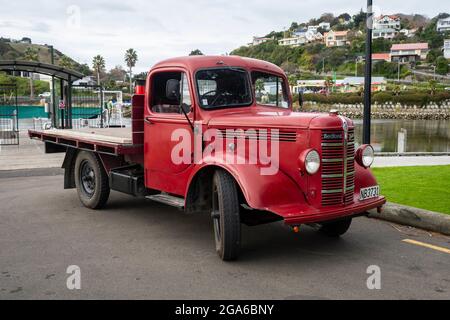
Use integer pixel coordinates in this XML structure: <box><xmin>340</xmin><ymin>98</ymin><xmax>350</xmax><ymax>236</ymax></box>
<box><xmin>402</xmin><ymin>239</ymin><xmax>450</xmax><ymax>254</ymax></box>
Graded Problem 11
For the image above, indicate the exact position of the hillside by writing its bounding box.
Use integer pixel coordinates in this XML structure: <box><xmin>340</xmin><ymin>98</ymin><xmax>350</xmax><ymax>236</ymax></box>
<box><xmin>0</xmin><ymin>38</ymin><xmax>89</xmax><ymax>74</ymax></box>
<box><xmin>230</xmin><ymin>12</ymin><xmax>450</xmax><ymax>79</ymax></box>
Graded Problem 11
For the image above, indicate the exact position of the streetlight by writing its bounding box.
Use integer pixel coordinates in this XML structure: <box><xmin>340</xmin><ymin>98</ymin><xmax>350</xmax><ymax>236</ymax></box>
<box><xmin>363</xmin><ymin>0</ymin><xmax>373</xmax><ymax>145</ymax></box>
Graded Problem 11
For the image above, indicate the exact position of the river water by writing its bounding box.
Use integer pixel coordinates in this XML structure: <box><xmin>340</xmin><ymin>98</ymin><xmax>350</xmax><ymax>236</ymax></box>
<box><xmin>352</xmin><ymin>119</ymin><xmax>450</xmax><ymax>153</ymax></box>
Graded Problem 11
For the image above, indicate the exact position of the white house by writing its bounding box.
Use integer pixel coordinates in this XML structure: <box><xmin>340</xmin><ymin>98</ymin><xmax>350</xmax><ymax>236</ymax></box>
<box><xmin>373</xmin><ymin>15</ymin><xmax>401</xmax><ymax>31</ymax></box>
<box><xmin>278</xmin><ymin>36</ymin><xmax>307</xmax><ymax>47</ymax></box>
<box><xmin>373</xmin><ymin>28</ymin><xmax>398</xmax><ymax>40</ymax></box>
<box><xmin>437</xmin><ymin>17</ymin><xmax>450</xmax><ymax>33</ymax></box>
<box><xmin>307</xmin><ymin>25</ymin><xmax>319</xmax><ymax>33</ymax></box>
<box><xmin>444</xmin><ymin>39</ymin><xmax>450</xmax><ymax>59</ymax></box>
<box><xmin>399</xmin><ymin>29</ymin><xmax>417</xmax><ymax>38</ymax></box>
<box><xmin>250</xmin><ymin>36</ymin><xmax>272</xmax><ymax>46</ymax></box>
<box><xmin>319</xmin><ymin>22</ymin><xmax>331</xmax><ymax>31</ymax></box>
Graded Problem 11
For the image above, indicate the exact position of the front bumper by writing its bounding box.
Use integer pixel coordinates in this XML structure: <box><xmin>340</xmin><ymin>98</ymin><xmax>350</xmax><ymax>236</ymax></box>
<box><xmin>268</xmin><ymin>196</ymin><xmax>386</xmax><ymax>226</ymax></box>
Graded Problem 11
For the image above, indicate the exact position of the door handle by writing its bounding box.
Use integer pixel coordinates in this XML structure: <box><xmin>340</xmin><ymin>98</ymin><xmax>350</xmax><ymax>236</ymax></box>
<box><xmin>144</xmin><ymin>117</ymin><xmax>154</xmax><ymax>125</ymax></box>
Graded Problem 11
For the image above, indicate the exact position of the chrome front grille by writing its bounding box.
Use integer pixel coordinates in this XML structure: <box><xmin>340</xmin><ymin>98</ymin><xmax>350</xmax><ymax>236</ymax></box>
<box><xmin>321</xmin><ymin>129</ymin><xmax>355</xmax><ymax>207</ymax></box>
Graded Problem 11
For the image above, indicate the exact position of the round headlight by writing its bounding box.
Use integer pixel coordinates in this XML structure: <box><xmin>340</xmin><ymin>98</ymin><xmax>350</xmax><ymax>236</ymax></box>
<box><xmin>305</xmin><ymin>150</ymin><xmax>321</xmax><ymax>175</ymax></box>
<box><xmin>357</xmin><ymin>145</ymin><xmax>374</xmax><ymax>168</ymax></box>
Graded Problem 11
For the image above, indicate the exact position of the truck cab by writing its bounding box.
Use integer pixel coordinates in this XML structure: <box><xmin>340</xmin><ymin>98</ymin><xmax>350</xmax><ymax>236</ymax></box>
<box><xmin>30</xmin><ymin>55</ymin><xmax>385</xmax><ymax>261</ymax></box>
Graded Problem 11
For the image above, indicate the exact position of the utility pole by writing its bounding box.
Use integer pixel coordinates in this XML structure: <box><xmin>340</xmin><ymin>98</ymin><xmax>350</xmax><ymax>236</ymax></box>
<box><xmin>49</xmin><ymin>45</ymin><xmax>57</xmax><ymax>127</ymax></box>
<box><xmin>363</xmin><ymin>0</ymin><xmax>373</xmax><ymax>145</ymax></box>
<box><xmin>355</xmin><ymin>59</ymin><xmax>358</xmax><ymax>77</ymax></box>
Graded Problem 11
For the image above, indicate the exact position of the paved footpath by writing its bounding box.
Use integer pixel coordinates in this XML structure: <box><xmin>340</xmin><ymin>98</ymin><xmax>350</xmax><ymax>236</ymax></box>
<box><xmin>373</xmin><ymin>156</ymin><xmax>450</xmax><ymax>168</ymax></box>
<box><xmin>0</xmin><ymin>132</ymin><xmax>64</xmax><ymax>171</ymax></box>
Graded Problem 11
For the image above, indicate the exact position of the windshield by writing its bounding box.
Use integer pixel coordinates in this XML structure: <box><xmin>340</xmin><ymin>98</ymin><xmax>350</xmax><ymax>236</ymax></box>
<box><xmin>196</xmin><ymin>68</ymin><xmax>252</xmax><ymax>109</ymax></box>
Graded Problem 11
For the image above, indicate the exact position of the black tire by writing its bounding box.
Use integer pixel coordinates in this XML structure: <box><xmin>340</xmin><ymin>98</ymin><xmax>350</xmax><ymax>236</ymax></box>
<box><xmin>74</xmin><ymin>151</ymin><xmax>110</xmax><ymax>209</ymax></box>
<box><xmin>319</xmin><ymin>218</ymin><xmax>352</xmax><ymax>237</ymax></box>
<box><xmin>211</xmin><ymin>170</ymin><xmax>241</xmax><ymax>261</ymax></box>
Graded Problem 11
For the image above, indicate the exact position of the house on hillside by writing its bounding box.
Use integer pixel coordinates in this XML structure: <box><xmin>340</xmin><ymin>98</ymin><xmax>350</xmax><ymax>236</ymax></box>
<box><xmin>319</xmin><ymin>22</ymin><xmax>331</xmax><ymax>31</ymax></box>
<box><xmin>399</xmin><ymin>29</ymin><xmax>417</xmax><ymax>38</ymax></box>
<box><xmin>444</xmin><ymin>39</ymin><xmax>450</xmax><ymax>59</ymax></box>
<box><xmin>373</xmin><ymin>15</ymin><xmax>401</xmax><ymax>31</ymax></box>
<box><xmin>293</xmin><ymin>27</ymin><xmax>308</xmax><ymax>37</ymax></box>
<box><xmin>278</xmin><ymin>36</ymin><xmax>307</xmax><ymax>47</ymax></box>
<box><xmin>372</xmin><ymin>28</ymin><xmax>398</xmax><ymax>40</ymax></box>
<box><xmin>307</xmin><ymin>25</ymin><xmax>319</xmax><ymax>33</ymax></box>
<box><xmin>437</xmin><ymin>17</ymin><xmax>450</xmax><ymax>33</ymax></box>
<box><xmin>372</xmin><ymin>53</ymin><xmax>391</xmax><ymax>63</ymax></box>
<box><xmin>324</xmin><ymin>30</ymin><xmax>350</xmax><ymax>47</ymax></box>
<box><xmin>250</xmin><ymin>36</ymin><xmax>272</xmax><ymax>46</ymax></box>
<box><xmin>390</xmin><ymin>43</ymin><xmax>429</xmax><ymax>62</ymax></box>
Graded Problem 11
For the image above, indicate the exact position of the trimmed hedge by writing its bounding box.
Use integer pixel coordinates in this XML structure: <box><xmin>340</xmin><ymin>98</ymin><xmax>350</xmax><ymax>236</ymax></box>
<box><xmin>303</xmin><ymin>91</ymin><xmax>450</xmax><ymax>107</ymax></box>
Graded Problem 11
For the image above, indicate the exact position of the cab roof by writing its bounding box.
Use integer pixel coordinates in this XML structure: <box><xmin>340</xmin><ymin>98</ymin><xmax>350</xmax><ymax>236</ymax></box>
<box><xmin>151</xmin><ymin>55</ymin><xmax>285</xmax><ymax>75</ymax></box>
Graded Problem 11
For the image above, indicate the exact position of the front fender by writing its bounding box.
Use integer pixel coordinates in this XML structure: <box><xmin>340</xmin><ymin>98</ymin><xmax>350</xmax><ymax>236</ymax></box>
<box><xmin>354</xmin><ymin>163</ymin><xmax>379</xmax><ymax>193</ymax></box>
<box><xmin>185</xmin><ymin>152</ymin><xmax>306</xmax><ymax>211</ymax></box>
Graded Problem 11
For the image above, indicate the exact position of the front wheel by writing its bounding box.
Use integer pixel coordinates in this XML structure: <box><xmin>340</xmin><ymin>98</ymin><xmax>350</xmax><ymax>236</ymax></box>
<box><xmin>74</xmin><ymin>151</ymin><xmax>110</xmax><ymax>209</ymax></box>
<box><xmin>318</xmin><ymin>218</ymin><xmax>352</xmax><ymax>237</ymax></box>
<box><xmin>211</xmin><ymin>170</ymin><xmax>241</xmax><ymax>261</ymax></box>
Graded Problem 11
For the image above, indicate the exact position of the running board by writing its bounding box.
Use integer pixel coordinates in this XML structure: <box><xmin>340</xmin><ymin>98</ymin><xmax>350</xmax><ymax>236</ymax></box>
<box><xmin>146</xmin><ymin>193</ymin><xmax>185</xmax><ymax>209</ymax></box>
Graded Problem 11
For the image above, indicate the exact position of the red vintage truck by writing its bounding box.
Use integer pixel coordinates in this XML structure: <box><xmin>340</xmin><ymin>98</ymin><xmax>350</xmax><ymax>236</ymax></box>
<box><xmin>29</xmin><ymin>55</ymin><xmax>385</xmax><ymax>260</ymax></box>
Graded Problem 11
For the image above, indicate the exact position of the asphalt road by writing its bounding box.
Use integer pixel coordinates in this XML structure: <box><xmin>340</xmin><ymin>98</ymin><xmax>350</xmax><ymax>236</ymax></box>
<box><xmin>0</xmin><ymin>174</ymin><xmax>449</xmax><ymax>300</ymax></box>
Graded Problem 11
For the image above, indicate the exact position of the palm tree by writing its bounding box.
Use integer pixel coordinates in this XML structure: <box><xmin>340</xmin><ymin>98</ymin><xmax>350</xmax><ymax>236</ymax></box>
<box><xmin>125</xmin><ymin>49</ymin><xmax>138</xmax><ymax>93</ymax></box>
<box><xmin>23</xmin><ymin>47</ymin><xmax>39</xmax><ymax>99</ymax></box>
<box><xmin>59</xmin><ymin>55</ymin><xmax>74</xmax><ymax>70</ymax></box>
<box><xmin>92</xmin><ymin>55</ymin><xmax>106</xmax><ymax>86</ymax></box>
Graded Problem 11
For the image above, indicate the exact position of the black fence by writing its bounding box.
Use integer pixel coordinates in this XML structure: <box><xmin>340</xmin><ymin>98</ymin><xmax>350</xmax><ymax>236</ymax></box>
<box><xmin>0</xmin><ymin>84</ymin><xmax>19</xmax><ymax>145</ymax></box>
<box><xmin>69</xmin><ymin>85</ymin><xmax>104</xmax><ymax>129</ymax></box>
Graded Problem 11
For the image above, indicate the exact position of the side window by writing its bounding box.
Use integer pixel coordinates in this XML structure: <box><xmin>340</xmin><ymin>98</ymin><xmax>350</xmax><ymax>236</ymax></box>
<box><xmin>151</xmin><ymin>72</ymin><xmax>192</xmax><ymax>114</ymax></box>
<box><xmin>252</xmin><ymin>72</ymin><xmax>289</xmax><ymax>108</ymax></box>
<box><xmin>181</xmin><ymin>73</ymin><xmax>192</xmax><ymax>110</ymax></box>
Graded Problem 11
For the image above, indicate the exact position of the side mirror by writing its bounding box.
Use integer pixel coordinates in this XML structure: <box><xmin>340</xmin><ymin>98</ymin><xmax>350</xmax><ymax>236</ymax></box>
<box><xmin>166</xmin><ymin>79</ymin><xmax>180</xmax><ymax>102</ymax></box>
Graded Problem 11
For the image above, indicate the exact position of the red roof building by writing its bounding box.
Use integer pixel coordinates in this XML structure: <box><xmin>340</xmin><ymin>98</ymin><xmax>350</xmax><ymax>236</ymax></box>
<box><xmin>390</xmin><ymin>43</ymin><xmax>429</xmax><ymax>62</ymax></box>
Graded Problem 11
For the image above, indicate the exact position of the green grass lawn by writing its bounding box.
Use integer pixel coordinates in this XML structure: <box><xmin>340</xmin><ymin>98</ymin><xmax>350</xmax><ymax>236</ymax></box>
<box><xmin>372</xmin><ymin>165</ymin><xmax>450</xmax><ymax>215</ymax></box>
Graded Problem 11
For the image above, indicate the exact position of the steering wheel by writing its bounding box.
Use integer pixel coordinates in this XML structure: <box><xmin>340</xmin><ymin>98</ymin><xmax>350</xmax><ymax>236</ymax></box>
<box><xmin>200</xmin><ymin>90</ymin><xmax>218</xmax><ymax>100</ymax></box>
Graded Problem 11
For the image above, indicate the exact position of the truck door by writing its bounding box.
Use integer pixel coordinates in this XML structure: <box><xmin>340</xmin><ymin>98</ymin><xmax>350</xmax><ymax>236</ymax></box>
<box><xmin>144</xmin><ymin>70</ymin><xmax>194</xmax><ymax>194</ymax></box>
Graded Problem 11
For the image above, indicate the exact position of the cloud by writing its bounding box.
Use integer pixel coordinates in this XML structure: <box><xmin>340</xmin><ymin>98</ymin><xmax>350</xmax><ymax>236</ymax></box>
<box><xmin>0</xmin><ymin>0</ymin><xmax>447</xmax><ymax>72</ymax></box>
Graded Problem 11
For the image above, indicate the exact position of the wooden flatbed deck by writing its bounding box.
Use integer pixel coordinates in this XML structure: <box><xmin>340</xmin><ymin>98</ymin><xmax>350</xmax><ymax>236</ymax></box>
<box><xmin>29</xmin><ymin>128</ymin><xmax>143</xmax><ymax>155</ymax></box>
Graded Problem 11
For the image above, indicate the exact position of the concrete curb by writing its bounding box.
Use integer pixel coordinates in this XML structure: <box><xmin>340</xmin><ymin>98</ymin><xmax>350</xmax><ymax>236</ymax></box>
<box><xmin>369</xmin><ymin>202</ymin><xmax>450</xmax><ymax>236</ymax></box>
<box><xmin>0</xmin><ymin>167</ymin><xmax>64</xmax><ymax>179</ymax></box>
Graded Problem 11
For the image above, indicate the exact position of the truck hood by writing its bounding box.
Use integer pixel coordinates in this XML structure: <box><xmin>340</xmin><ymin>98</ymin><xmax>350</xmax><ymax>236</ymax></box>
<box><xmin>207</xmin><ymin>109</ymin><xmax>353</xmax><ymax>130</ymax></box>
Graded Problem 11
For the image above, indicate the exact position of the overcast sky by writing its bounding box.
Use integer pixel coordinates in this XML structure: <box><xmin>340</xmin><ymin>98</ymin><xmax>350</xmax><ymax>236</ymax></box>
<box><xmin>0</xmin><ymin>0</ymin><xmax>447</xmax><ymax>72</ymax></box>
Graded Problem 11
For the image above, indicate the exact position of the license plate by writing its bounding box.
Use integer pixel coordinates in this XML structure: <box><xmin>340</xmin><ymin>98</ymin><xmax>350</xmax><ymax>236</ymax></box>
<box><xmin>360</xmin><ymin>186</ymin><xmax>380</xmax><ymax>201</ymax></box>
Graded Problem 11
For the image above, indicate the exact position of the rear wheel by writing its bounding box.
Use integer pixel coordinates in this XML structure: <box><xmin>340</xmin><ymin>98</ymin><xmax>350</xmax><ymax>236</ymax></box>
<box><xmin>211</xmin><ymin>170</ymin><xmax>241</xmax><ymax>261</ymax></box>
<box><xmin>319</xmin><ymin>218</ymin><xmax>352</xmax><ymax>237</ymax></box>
<box><xmin>74</xmin><ymin>151</ymin><xmax>110</xmax><ymax>209</ymax></box>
